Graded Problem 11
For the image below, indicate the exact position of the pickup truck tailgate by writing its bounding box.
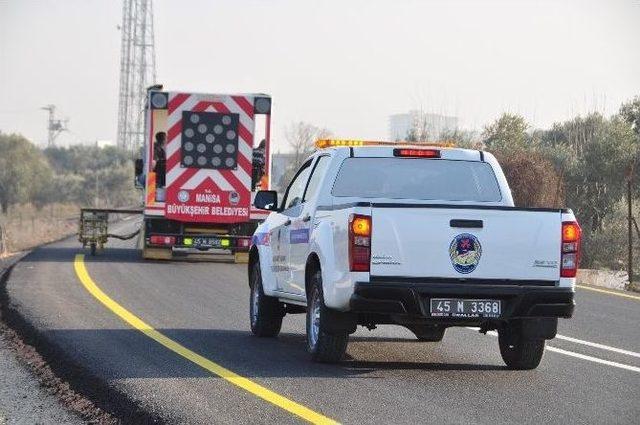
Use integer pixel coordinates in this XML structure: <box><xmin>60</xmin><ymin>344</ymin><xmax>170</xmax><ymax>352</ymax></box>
<box><xmin>370</xmin><ymin>207</ymin><xmax>563</xmax><ymax>281</ymax></box>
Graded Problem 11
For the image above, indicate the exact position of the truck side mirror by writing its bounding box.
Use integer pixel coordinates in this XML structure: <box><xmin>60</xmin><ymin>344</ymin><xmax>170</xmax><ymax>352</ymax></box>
<box><xmin>254</xmin><ymin>190</ymin><xmax>279</xmax><ymax>211</ymax></box>
<box><xmin>134</xmin><ymin>158</ymin><xmax>144</xmax><ymax>189</ymax></box>
<box><xmin>135</xmin><ymin>158</ymin><xmax>143</xmax><ymax>176</ymax></box>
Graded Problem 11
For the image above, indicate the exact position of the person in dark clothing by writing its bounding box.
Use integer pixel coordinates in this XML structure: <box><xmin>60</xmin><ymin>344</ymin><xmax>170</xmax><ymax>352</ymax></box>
<box><xmin>153</xmin><ymin>132</ymin><xmax>167</xmax><ymax>187</ymax></box>
<box><xmin>252</xmin><ymin>139</ymin><xmax>266</xmax><ymax>190</ymax></box>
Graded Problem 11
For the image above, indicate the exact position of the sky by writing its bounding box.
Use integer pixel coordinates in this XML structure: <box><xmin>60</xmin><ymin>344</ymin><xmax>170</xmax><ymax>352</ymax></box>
<box><xmin>1</xmin><ymin>0</ymin><xmax>639</xmax><ymax>151</ymax></box>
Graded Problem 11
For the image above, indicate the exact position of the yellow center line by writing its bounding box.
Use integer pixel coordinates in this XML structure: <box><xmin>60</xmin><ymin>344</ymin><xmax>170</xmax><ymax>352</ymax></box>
<box><xmin>576</xmin><ymin>284</ymin><xmax>640</xmax><ymax>301</ymax></box>
<box><xmin>73</xmin><ymin>254</ymin><xmax>338</xmax><ymax>425</ymax></box>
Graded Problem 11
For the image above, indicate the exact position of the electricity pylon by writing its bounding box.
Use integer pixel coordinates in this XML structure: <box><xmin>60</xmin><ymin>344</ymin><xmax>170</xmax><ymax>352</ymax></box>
<box><xmin>116</xmin><ymin>0</ymin><xmax>157</xmax><ymax>152</ymax></box>
<box><xmin>41</xmin><ymin>104</ymin><xmax>68</xmax><ymax>147</ymax></box>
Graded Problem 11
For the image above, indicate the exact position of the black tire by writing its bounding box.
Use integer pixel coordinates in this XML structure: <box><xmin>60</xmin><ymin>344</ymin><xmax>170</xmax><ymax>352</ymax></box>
<box><xmin>249</xmin><ymin>262</ymin><xmax>283</xmax><ymax>337</ymax></box>
<box><xmin>306</xmin><ymin>270</ymin><xmax>349</xmax><ymax>363</ymax></box>
<box><xmin>407</xmin><ymin>325</ymin><xmax>445</xmax><ymax>342</ymax></box>
<box><xmin>90</xmin><ymin>243</ymin><xmax>97</xmax><ymax>256</ymax></box>
<box><xmin>498</xmin><ymin>328</ymin><xmax>545</xmax><ymax>370</ymax></box>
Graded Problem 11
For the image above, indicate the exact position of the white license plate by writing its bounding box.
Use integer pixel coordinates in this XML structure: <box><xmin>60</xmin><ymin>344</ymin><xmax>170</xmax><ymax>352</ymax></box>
<box><xmin>430</xmin><ymin>298</ymin><xmax>501</xmax><ymax>318</ymax></box>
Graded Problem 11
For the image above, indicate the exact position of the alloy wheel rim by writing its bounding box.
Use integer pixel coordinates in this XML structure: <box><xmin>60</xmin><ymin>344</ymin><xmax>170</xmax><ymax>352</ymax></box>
<box><xmin>251</xmin><ymin>283</ymin><xmax>259</xmax><ymax>326</ymax></box>
<box><xmin>309</xmin><ymin>290</ymin><xmax>321</xmax><ymax>348</ymax></box>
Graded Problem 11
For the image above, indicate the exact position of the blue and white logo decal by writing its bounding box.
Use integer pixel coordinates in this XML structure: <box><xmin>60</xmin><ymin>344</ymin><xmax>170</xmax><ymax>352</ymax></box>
<box><xmin>449</xmin><ymin>233</ymin><xmax>482</xmax><ymax>274</ymax></box>
<box><xmin>290</xmin><ymin>228</ymin><xmax>309</xmax><ymax>244</ymax></box>
<box><xmin>178</xmin><ymin>190</ymin><xmax>190</xmax><ymax>203</ymax></box>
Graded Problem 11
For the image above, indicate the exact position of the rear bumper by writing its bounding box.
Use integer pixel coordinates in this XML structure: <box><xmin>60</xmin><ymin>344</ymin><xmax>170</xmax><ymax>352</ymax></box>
<box><xmin>143</xmin><ymin>217</ymin><xmax>253</xmax><ymax>251</ymax></box>
<box><xmin>146</xmin><ymin>234</ymin><xmax>252</xmax><ymax>251</ymax></box>
<box><xmin>349</xmin><ymin>281</ymin><xmax>574</xmax><ymax>320</ymax></box>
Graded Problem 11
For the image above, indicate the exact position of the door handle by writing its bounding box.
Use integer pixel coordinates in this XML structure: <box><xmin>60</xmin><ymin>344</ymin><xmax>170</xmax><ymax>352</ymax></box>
<box><xmin>450</xmin><ymin>219</ymin><xmax>483</xmax><ymax>229</ymax></box>
<box><xmin>284</xmin><ymin>219</ymin><xmax>292</xmax><ymax>226</ymax></box>
<box><xmin>302</xmin><ymin>214</ymin><xmax>311</xmax><ymax>222</ymax></box>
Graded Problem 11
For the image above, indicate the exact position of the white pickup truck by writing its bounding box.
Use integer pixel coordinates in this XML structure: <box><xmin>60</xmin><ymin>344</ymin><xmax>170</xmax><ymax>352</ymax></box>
<box><xmin>249</xmin><ymin>141</ymin><xmax>581</xmax><ymax>370</ymax></box>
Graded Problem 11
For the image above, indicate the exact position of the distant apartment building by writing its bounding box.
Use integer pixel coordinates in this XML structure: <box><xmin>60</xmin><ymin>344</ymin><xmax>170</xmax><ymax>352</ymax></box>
<box><xmin>389</xmin><ymin>111</ymin><xmax>459</xmax><ymax>141</ymax></box>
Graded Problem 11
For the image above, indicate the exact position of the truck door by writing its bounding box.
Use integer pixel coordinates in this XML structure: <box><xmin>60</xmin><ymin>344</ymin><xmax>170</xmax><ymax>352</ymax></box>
<box><xmin>287</xmin><ymin>155</ymin><xmax>331</xmax><ymax>296</ymax></box>
<box><xmin>272</xmin><ymin>159</ymin><xmax>313</xmax><ymax>293</ymax></box>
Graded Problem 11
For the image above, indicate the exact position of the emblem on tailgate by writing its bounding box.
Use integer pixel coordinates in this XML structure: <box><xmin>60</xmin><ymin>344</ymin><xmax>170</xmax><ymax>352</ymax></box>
<box><xmin>449</xmin><ymin>233</ymin><xmax>482</xmax><ymax>274</ymax></box>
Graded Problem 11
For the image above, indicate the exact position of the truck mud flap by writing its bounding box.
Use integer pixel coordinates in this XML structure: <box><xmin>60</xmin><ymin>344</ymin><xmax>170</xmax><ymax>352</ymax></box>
<box><xmin>142</xmin><ymin>247</ymin><xmax>173</xmax><ymax>260</ymax></box>
<box><xmin>507</xmin><ymin>318</ymin><xmax>558</xmax><ymax>340</ymax></box>
<box><xmin>323</xmin><ymin>307</ymin><xmax>357</xmax><ymax>334</ymax></box>
<box><xmin>234</xmin><ymin>252</ymin><xmax>249</xmax><ymax>264</ymax></box>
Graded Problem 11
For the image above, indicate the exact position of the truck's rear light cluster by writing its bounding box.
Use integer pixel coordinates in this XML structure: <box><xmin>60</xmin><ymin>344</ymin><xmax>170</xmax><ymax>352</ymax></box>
<box><xmin>349</xmin><ymin>214</ymin><xmax>371</xmax><ymax>272</ymax></box>
<box><xmin>560</xmin><ymin>221</ymin><xmax>581</xmax><ymax>278</ymax></box>
<box><xmin>149</xmin><ymin>235</ymin><xmax>176</xmax><ymax>246</ymax></box>
<box><xmin>393</xmin><ymin>148</ymin><xmax>440</xmax><ymax>158</ymax></box>
<box><xmin>236</xmin><ymin>237</ymin><xmax>251</xmax><ymax>248</ymax></box>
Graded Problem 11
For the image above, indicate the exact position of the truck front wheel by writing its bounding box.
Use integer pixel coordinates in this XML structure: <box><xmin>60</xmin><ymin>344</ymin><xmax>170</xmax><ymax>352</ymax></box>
<box><xmin>306</xmin><ymin>270</ymin><xmax>349</xmax><ymax>363</ymax></box>
<box><xmin>249</xmin><ymin>262</ymin><xmax>283</xmax><ymax>337</ymax></box>
<box><xmin>498</xmin><ymin>327</ymin><xmax>545</xmax><ymax>370</ymax></box>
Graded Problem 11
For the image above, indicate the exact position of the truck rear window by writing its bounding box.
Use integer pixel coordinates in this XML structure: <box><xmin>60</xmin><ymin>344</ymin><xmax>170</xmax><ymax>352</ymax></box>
<box><xmin>331</xmin><ymin>158</ymin><xmax>502</xmax><ymax>202</ymax></box>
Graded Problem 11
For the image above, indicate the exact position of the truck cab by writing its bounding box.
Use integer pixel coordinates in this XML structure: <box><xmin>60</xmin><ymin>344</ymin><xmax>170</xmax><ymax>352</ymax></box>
<box><xmin>248</xmin><ymin>140</ymin><xmax>580</xmax><ymax>369</ymax></box>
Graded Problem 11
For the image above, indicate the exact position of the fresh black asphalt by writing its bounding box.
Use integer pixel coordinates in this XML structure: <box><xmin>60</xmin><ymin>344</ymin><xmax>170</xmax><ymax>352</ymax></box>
<box><xmin>5</xmin><ymin>219</ymin><xmax>639</xmax><ymax>424</ymax></box>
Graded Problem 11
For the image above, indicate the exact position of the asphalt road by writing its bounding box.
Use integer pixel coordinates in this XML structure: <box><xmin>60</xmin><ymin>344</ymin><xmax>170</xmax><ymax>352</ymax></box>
<box><xmin>5</xmin><ymin>219</ymin><xmax>640</xmax><ymax>424</ymax></box>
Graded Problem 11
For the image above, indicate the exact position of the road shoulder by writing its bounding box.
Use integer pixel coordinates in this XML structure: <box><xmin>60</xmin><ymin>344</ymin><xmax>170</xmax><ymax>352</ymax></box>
<box><xmin>0</xmin><ymin>253</ymin><xmax>85</xmax><ymax>424</ymax></box>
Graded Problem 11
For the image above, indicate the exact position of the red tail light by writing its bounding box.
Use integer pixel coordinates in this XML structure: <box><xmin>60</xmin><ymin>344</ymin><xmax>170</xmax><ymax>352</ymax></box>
<box><xmin>561</xmin><ymin>221</ymin><xmax>581</xmax><ymax>278</ymax></box>
<box><xmin>236</xmin><ymin>237</ymin><xmax>251</xmax><ymax>248</ymax></box>
<box><xmin>393</xmin><ymin>148</ymin><xmax>440</xmax><ymax>158</ymax></box>
<box><xmin>349</xmin><ymin>214</ymin><xmax>371</xmax><ymax>272</ymax></box>
<box><xmin>149</xmin><ymin>235</ymin><xmax>176</xmax><ymax>246</ymax></box>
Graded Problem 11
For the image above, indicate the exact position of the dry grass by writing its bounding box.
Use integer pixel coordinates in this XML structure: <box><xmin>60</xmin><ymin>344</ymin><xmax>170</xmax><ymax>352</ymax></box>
<box><xmin>0</xmin><ymin>204</ymin><xmax>78</xmax><ymax>254</ymax></box>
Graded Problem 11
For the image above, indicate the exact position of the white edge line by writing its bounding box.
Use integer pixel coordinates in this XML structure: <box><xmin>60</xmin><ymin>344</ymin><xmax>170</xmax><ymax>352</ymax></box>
<box><xmin>554</xmin><ymin>335</ymin><xmax>640</xmax><ymax>359</ymax></box>
<box><xmin>466</xmin><ymin>327</ymin><xmax>640</xmax><ymax>373</ymax></box>
<box><xmin>545</xmin><ymin>346</ymin><xmax>640</xmax><ymax>373</ymax></box>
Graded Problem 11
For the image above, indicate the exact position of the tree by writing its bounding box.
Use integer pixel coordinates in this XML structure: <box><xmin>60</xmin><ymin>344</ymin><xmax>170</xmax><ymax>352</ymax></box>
<box><xmin>437</xmin><ymin>128</ymin><xmax>478</xmax><ymax>149</ymax></box>
<box><xmin>493</xmin><ymin>149</ymin><xmax>564</xmax><ymax>208</ymax></box>
<box><xmin>278</xmin><ymin>122</ymin><xmax>332</xmax><ymax>189</ymax></box>
<box><xmin>618</xmin><ymin>97</ymin><xmax>640</xmax><ymax>201</ymax></box>
<box><xmin>619</xmin><ymin>96</ymin><xmax>640</xmax><ymax>137</ymax></box>
<box><xmin>482</xmin><ymin>113</ymin><xmax>529</xmax><ymax>151</ymax></box>
<box><xmin>482</xmin><ymin>114</ymin><xmax>565</xmax><ymax>208</ymax></box>
<box><xmin>30</xmin><ymin>164</ymin><xmax>54</xmax><ymax>209</ymax></box>
<box><xmin>405</xmin><ymin>113</ymin><xmax>431</xmax><ymax>142</ymax></box>
<box><xmin>0</xmin><ymin>132</ymin><xmax>52</xmax><ymax>213</ymax></box>
<box><xmin>539</xmin><ymin>113</ymin><xmax>636</xmax><ymax>231</ymax></box>
<box><xmin>43</xmin><ymin>144</ymin><xmax>139</xmax><ymax>208</ymax></box>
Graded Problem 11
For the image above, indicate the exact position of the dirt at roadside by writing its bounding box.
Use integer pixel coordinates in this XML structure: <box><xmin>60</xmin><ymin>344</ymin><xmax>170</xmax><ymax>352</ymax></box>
<box><xmin>0</xmin><ymin>255</ymin><xmax>116</xmax><ymax>425</ymax></box>
<box><xmin>0</xmin><ymin>331</ymin><xmax>86</xmax><ymax>424</ymax></box>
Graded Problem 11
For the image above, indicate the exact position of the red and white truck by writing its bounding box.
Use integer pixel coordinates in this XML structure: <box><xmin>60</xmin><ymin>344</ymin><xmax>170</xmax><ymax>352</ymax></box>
<box><xmin>136</xmin><ymin>88</ymin><xmax>273</xmax><ymax>260</ymax></box>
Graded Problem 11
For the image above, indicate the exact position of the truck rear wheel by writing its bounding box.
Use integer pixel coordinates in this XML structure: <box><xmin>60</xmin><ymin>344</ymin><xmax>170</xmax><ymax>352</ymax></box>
<box><xmin>498</xmin><ymin>328</ymin><xmax>545</xmax><ymax>370</ymax></box>
<box><xmin>249</xmin><ymin>262</ymin><xmax>283</xmax><ymax>337</ymax></box>
<box><xmin>306</xmin><ymin>270</ymin><xmax>349</xmax><ymax>363</ymax></box>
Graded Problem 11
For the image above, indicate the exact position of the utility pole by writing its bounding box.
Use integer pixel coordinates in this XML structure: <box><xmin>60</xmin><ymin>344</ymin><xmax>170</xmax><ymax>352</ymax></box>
<box><xmin>627</xmin><ymin>157</ymin><xmax>640</xmax><ymax>289</ymax></box>
<box><xmin>628</xmin><ymin>178</ymin><xmax>633</xmax><ymax>288</ymax></box>
<box><xmin>627</xmin><ymin>159</ymin><xmax>637</xmax><ymax>290</ymax></box>
<box><xmin>40</xmin><ymin>104</ymin><xmax>68</xmax><ymax>147</ymax></box>
<box><xmin>116</xmin><ymin>0</ymin><xmax>157</xmax><ymax>152</ymax></box>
